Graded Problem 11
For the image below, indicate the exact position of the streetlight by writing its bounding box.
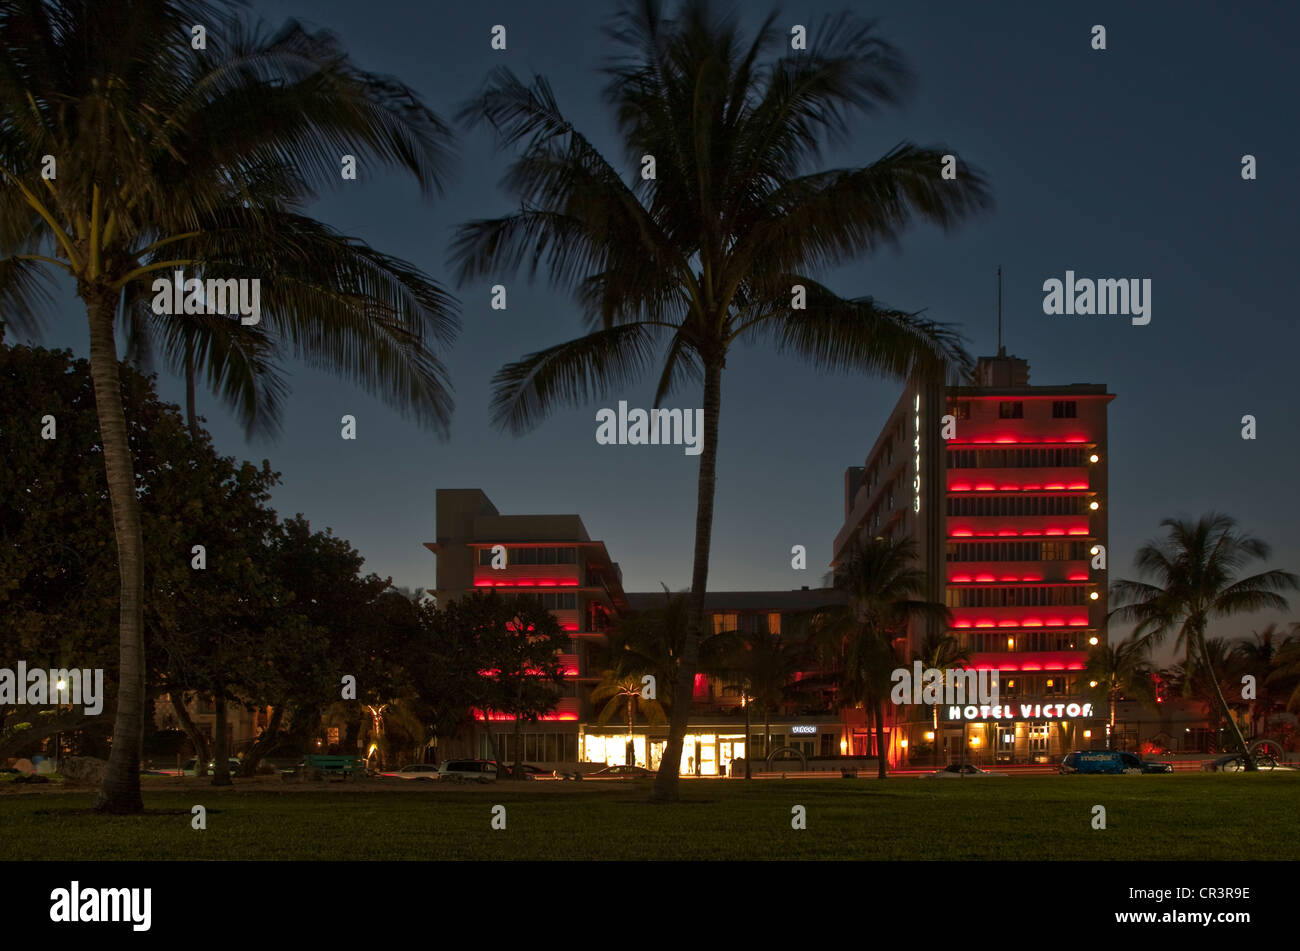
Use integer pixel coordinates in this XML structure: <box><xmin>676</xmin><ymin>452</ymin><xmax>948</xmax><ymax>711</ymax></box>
<box><xmin>743</xmin><ymin>679</ymin><xmax>752</xmax><ymax>779</ymax></box>
<box><xmin>55</xmin><ymin>678</ymin><xmax>67</xmax><ymax>771</ymax></box>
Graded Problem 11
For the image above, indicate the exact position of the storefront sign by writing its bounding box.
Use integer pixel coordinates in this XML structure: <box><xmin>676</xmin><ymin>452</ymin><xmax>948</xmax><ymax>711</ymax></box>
<box><xmin>945</xmin><ymin>701</ymin><xmax>1095</xmax><ymax>721</ymax></box>
<box><xmin>790</xmin><ymin>725</ymin><xmax>818</xmax><ymax>735</ymax></box>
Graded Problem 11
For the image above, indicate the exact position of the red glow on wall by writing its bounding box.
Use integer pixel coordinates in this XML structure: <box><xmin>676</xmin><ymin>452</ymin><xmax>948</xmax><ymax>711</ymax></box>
<box><xmin>473</xmin><ymin>577</ymin><xmax>581</xmax><ymax>588</ymax></box>
<box><xmin>972</xmin><ymin>661</ymin><xmax>1085</xmax><ymax>672</ymax></box>
<box><xmin>1068</xmin><ymin>573</ymin><xmax>1089</xmax><ymax>581</ymax></box>
<box><xmin>952</xmin><ymin>616</ymin><xmax>1090</xmax><ymax>629</ymax></box>
<box><xmin>478</xmin><ymin>667</ymin><xmax>579</xmax><ymax>678</ymax></box>
<box><xmin>949</xmin><ymin>526</ymin><xmax>1090</xmax><ymax>539</ymax></box>
<box><xmin>951</xmin><ymin>574</ymin><xmax>972</xmax><ymax>583</ymax></box>
<box><xmin>693</xmin><ymin>673</ymin><xmax>710</xmax><ymax>699</ymax></box>
<box><xmin>473</xmin><ymin>711</ymin><xmax>578</xmax><ymax>721</ymax></box>
<box><xmin>947</xmin><ymin>436</ymin><xmax>1096</xmax><ymax>446</ymax></box>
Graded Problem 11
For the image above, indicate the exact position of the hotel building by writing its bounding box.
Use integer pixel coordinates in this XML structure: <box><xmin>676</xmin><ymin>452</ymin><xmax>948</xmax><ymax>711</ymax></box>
<box><xmin>588</xmin><ymin>587</ymin><xmax>848</xmax><ymax>776</ymax></box>
<box><xmin>426</xmin><ymin>489</ymin><xmax>852</xmax><ymax>773</ymax></box>
<box><xmin>425</xmin><ymin>489</ymin><xmax>627</xmax><ymax>763</ymax></box>
<box><xmin>831</xmin><ymin>351</ymin><xmax>1115</xmax><ymax>766</ymax></box>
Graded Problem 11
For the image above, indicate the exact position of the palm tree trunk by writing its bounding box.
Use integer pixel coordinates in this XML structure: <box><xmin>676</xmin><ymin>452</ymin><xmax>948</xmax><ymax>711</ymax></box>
<box><xmin>627</xmin><ymin>694</ymin><xmax>635</xmax><ymax>767</ymax></box>
<box><xmin>1196</xmin><ymin>628</ymin><xmax>1254</xmax><ymax>769</ymax></box>
<box><xmin>169</xmin><ymin>692</ymin><xmax>210</xmax><ymax>777</ymax></box>
<box><xmin>652</xmin><ymin>355</ymin><xmax>723</xmax><ymax>803</ymax></box>
<box><xmin>211</xmin><ymin>692</ymin><xmax>232</xmax><ymax>785</ymax></box>
<box><xmin>874</xmin><ymin>699</ymin><xmax>887</xmax><ymax>779</ymax></box>
<box><xmin>86</xmin><ymin>288</ymin><xmax>146</xmax><ymax>815</ymax></box>
<box><xmin>184</xmin><ymin>337</ymin><xmax>198</xmax><ymax>436</ymax></box>
<box><xmin>932</xmin><ymin>704</ymin><xmax>940</xmax><ymax>766</ymax></box>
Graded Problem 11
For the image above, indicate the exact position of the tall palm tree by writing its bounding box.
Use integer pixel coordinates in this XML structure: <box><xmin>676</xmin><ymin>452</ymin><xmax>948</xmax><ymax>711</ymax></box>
<box><xmin>452</xmin><ymin>0</ymin><xmax>988</xmax><ymax>801</ymax></box>
<box><xmin>1110</xmin><ymin>514</ymin><xmax>1298</xmax><ymax>770</ymax></box>
<box><xmin>911</xmin><ymin>630</ymin><xmax>970</xmax><ymax>765</ymax></box>
<box><xmin>0</xmin><ymin>1</ymin><xmax>459</xmax><ymax>812</ymax></box>
<box><xmin>812</xmin><ymin>535</ymin><xmax>950</xmax><ymax>778</ymax></box>
<box><xmin>1084</xmin><ymin>634</ymin><xmax>1153</xmax><ymax>750</ymax></box>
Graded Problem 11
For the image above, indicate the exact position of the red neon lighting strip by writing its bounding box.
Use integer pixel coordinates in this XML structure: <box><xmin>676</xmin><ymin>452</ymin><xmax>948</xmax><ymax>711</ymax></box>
<box><xmin>473</xmin><ymin>711</ymin><xmax>578</xmax><ymax>721</ymax></box>
<box><xmin>946</xmin><ymin>436</ymin><xmax>1094</xmax><ymax>446</ymax></box>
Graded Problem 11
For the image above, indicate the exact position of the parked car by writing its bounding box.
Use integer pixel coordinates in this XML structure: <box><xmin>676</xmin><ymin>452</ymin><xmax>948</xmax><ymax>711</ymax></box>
<box><xmin>584</xmin><ymin>765</ymin><xmax>654</xmax><ymax>780</ymax></box>
<box><xmin>438</xmin><ymin>759</ymin><xmax>498</xmax><ymax>783</ymax></box>
<box><xmin>378</xmin><ymin>763</ymin><xmax>441</xmax><ymax>781</ymax></box>
<box><xmin>1060</xmin><ymin>751</ymin><xmax>1172</xmax><ymax>774</ymax></box>
<box><xmin>922</xmin><ymin>763</ymin><xmax>1008</xmax><ymax>778</ymax></box>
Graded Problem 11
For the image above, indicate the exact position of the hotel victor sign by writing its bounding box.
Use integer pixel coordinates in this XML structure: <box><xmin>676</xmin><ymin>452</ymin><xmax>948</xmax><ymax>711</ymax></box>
<box><xmin>944</xmin><ymin>701</ymin><xmax>1095</xmax><ymax>721</ymax></box>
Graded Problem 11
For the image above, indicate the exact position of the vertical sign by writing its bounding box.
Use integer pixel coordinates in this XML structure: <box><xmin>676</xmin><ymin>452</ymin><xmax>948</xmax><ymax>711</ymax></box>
<box><xmin>913</xmin><ymin>393</ymin><xmax>922</xmax><ymax>513</ymax></box>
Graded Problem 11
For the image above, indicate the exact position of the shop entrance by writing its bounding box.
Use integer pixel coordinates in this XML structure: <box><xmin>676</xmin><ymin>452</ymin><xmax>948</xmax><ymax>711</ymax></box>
<box><xmin>719</xmin><ymin>739</ymin><xmax>745</xmax><ymax>777</ymax></box>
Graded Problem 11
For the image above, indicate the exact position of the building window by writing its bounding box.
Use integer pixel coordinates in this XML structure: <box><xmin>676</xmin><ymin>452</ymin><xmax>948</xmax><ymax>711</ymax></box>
<box><xmin>1028</xmin><ymin>723</ymin><xmax>1049</xmax><ymax>752</ymax></box>
<box><xmin>712</xmin><ymin>613</ymin><xmax>739</xmax><ymax>635</ymax></box>
<box><xmin>521</xmin><ymin>591</ymin><xmax>578</xmax><ymax>611</ymax></box>
<box><xmin>998</xmin><ymin>401</ymin><xmax>1023</xmax><ymax>419</ymax></box>
<box><xmin>480</xmin><ymin>546</ymin><xmax>579</xmax><ymax>566</ymax></box>
<box><xmin>1052</xmin><ymin>400</ymin><xmax>1077</xmax><ymax>418</ymax></box>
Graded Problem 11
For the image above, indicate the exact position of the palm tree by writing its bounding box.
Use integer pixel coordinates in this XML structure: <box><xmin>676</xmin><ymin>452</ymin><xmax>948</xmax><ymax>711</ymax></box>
<box><xmin>812</xmin><ymin>535</ymin><xmax>950</xmax><ymax>778</ymax></box>
<box><xmin>1266</xmin><ymin>623</ymin><xmax>1300</xmax><ymax>717</ymax></box>
<box><xmin>0</xmin><ymin>1</ymin><xmax>459</xmax><ymax>812</ymax></box>
<box><xmin>1110</xmin><ymin>514</ymin><xmax>1298</xmax><ymax>770</ymax></box>
<box><xmin>452</xmin><ymin>0</ymin><xmax>988</xmax><ymax>801</ymax></box>
<box><xmin>1230</xmin><ymin>624</ymin><xmax>1292</xmax><ymax>738</ymax></box>
<box><xmin>605</xmin><ymin>584</ymin><xmax>692</xmax><ymax>713</ymax></box>
<box><xmin>590</xmin><ymin>671</ymin><xmax>668</xmax><ymax>765</ymax></box>
<box><xmin>1084</xmin><ymin>634</ymin><xmax>1153</xmax><ymax>750</ymax></box>
<box><xmin>911</xmin><ymin>630</ymin><xmax>971</xmax><ymax>766</ymax></box>
<box><xmin>714</xmin><ymin>625</ymin><xmax>809</xmax><ymax>776</ymax></box>
<box><xmin>1167</xmin><ymin>638</ymin><xmax>1241</xmax><ymax>748</ymax></box>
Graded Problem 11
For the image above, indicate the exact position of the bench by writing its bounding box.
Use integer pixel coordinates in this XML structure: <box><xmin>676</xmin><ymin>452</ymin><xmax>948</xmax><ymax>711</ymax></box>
<box><xmin>300</xmin><ymin>754</ymin><xmax>365</xmax><ymax>778</ymax></box>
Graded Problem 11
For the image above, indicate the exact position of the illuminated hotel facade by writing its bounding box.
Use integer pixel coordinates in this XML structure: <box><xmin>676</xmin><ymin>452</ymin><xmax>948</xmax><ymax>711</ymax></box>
<box><xmin>427</xmin><ymin>489</ymin><xmax>850</xmax><ymax>773</ymax></box>
<box><xmin>832</xmin><ymin>352</ymin><xmax>1114</xmax><ymax>766</ymax></box>
<box><xmin>425</xmin><ymin>489</ymin><xmax>628</xmax><ymax>763</ymax></box>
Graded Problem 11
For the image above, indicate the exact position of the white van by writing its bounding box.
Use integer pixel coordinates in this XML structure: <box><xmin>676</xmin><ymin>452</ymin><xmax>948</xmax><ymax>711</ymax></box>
<box><xmin>437</xmin><ymin>759</ymin><xmax>498</xmax><ymax>783</ymax></box>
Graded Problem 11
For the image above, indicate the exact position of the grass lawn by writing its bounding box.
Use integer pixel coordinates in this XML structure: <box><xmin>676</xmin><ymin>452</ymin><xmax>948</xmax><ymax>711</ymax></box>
<box><xmin>4</xmin><ymin>773</ymin><xmax>1298</xmax><ymax>860</ymax></box>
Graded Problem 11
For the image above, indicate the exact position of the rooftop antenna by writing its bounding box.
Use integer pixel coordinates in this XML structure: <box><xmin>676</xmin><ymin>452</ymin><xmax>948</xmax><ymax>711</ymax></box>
<box><xmin>996</xmin><ymin>265</ymin><xmax>1004</xmax><ymax>356</ymax></box>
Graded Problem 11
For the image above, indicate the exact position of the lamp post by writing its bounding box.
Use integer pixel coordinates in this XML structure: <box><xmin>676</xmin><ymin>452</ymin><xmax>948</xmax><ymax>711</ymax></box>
<box><xmin>743</xmin><ymin>679</ymin><xmax>752</xmax><ymax>780</ymax></box>
<box><xmin>55</xmin><ymin>678</ymin><xmax>66</xmax><ymax>772</ymax></box>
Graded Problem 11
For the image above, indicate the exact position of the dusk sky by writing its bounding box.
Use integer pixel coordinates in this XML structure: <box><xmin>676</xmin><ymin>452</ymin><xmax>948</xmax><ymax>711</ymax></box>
<box><xmin>19</xmin><ymin>0</ymin><xmax>1299</xmax><ymax>654</ymax></box>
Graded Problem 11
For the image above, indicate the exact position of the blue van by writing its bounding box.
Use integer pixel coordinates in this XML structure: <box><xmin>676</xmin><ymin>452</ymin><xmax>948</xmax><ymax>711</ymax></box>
<box><xmin>1060</xmin><ymin>750</ymin><xmax>1173</xmax><ymax>774</ymax></box>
